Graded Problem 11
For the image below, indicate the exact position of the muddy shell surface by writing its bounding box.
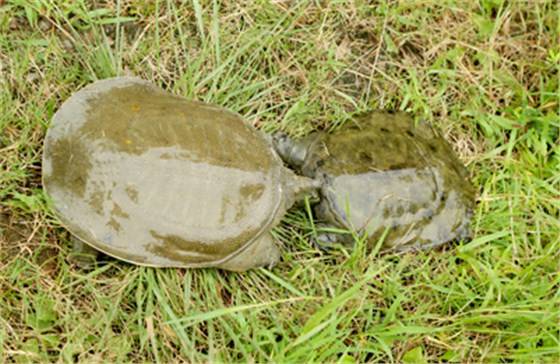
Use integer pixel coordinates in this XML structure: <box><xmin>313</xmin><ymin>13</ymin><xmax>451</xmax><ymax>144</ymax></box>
<box><xmin>305</xmin><ymin>111</ymin><xmax>475</xmax><ymax>250</ymax></box>
<box><xmin>42</xmin><ymin>77</ymin><xmax>283</xmax><ymax>267</ymax></box>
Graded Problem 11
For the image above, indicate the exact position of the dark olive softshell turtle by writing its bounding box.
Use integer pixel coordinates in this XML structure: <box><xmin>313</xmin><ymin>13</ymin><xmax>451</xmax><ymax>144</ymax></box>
<box><xmin>42</xmin><ymin>77</ymin><xmax>318</xmax><ymax>271</ymax></box>
<box><xmin>274</xmin><ymin>111</ymin><xmax>475</xmax><ymax>251</ymax></box>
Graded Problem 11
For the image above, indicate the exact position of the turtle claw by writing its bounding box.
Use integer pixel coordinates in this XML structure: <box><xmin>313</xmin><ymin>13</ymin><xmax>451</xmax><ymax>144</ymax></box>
<box><xmin>311</xmin><ymin>224</ymin><xmax>353</xmax><ymax>251</ymax></box>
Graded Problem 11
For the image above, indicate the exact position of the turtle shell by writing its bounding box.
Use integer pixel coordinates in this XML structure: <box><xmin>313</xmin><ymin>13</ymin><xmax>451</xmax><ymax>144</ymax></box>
<box><xmin>305</xmin><ymin>111</ymin><xmax>475</xmax><ymax>250</ymax></box>
<box><xmin>42</xmin><ymin>77</ymin><xmax>283</xmax><ymax>267</ymax></box>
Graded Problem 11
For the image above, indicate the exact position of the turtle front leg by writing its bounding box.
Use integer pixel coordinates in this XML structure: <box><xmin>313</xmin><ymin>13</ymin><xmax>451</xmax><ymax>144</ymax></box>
<box><xmin>67</xmin><ymin>236</ymin><xmax>98</xmax><ymax>268</ymax></box>
<box><xmin>313</xmin><ymin>223</ymin><xmax>355</xmax><ymax>250</ymax></box>
<box><xmin>312</xmin><ymin>199</ymin><xmax>355</xmax><ymax>250</ymax></box>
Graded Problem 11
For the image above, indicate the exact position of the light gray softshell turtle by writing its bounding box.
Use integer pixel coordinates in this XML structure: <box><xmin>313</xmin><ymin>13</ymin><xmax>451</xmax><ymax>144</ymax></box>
<box><xmin>42</xmin><ymin>77</ymin><xmax>318</xmax><ymax>271</ymax></box>
<box><xmin>274</xmin><ymin>111</ymin><xmax>475</xmax><ymax>252</ymax></box>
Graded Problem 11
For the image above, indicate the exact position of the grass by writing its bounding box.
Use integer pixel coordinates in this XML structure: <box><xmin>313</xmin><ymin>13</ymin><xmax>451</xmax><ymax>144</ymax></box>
<box><xmin>1</xmin><ymin>0</ymin><xmax>559</xmax><ymax>362</ymax></box>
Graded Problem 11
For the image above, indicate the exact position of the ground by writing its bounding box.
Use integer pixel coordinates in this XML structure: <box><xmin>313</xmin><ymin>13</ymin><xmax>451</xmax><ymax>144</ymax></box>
<box><xmin>0</xmin><ymin>0</ymin><xmax>559</xmax><ymax>362</ymax></box>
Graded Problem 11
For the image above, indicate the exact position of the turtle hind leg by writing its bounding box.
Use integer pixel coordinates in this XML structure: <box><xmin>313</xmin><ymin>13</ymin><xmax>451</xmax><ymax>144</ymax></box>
<box><xmin>67</xmin><ymin>236</ymin><xmax>99</xmax><ymax>269</ymax></box>
<box><xmin>217</xmin><ymin>233</ymin><xmax>281</xmax><ymax>272</ymax></box>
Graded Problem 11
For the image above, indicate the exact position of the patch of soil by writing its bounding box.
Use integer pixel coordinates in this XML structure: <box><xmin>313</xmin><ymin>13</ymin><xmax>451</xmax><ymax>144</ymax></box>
<box><xmin>0</xmin><ymin>209</ymin><xmax>29</xmax><ymax>255</ymax></box>
<box><xmin>0</xmin><ymin>208</ymin><xmax>60</xmax><ymax>275</ymax></box>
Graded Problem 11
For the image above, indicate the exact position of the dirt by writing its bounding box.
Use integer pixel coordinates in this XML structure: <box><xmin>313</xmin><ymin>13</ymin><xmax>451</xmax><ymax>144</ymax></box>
<box><xmin>0</xmin><ymin>209</ymin><xmax>28</xmax><ymax>252</ymax></box>
<box><xmin>0</xmin><ymin>208</ymin><xmax>60</xmax><ymax>274</ymax></box>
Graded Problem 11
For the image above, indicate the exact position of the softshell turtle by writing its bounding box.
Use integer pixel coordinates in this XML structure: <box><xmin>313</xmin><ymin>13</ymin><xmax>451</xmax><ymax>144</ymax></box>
<box><xmin>42</xmin><ymin>77</ymin><xmax>318</xmax><ymax>271</ymax></box>
<box><xmin>274</xmin><ymin>111</ymin><xmax>475</xmax><ymax>251</ymax></box>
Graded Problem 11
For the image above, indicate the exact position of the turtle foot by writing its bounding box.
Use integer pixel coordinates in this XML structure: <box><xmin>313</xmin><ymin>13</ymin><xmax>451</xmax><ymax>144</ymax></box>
<box><xmin>67</xmin><ymin>236</ymin><xmax>99</xmax><ymax>269</ymax></box>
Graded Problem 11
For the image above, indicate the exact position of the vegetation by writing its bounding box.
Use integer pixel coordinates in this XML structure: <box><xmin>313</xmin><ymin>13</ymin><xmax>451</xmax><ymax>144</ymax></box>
<box><xmin>1</xmin><ymin>0</ymin><xmax>558</xmax><ymax>362</ymax></box>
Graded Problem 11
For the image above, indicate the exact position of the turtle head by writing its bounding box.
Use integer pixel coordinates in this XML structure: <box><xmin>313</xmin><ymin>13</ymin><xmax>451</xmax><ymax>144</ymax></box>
<box><xmin>272</xmin><ymin>132</ymin><xmax>318</xmax><ymax>171</ymax></box>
